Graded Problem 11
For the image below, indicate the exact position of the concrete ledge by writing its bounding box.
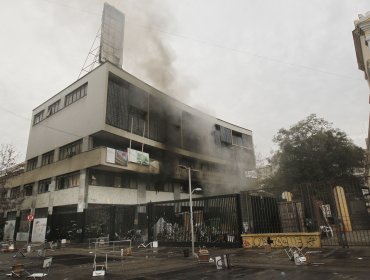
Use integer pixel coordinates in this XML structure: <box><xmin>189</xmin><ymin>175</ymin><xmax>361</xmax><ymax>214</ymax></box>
<box><xmin>241</xmin><ymin>232</ymin><xmax>321</xmax><ymax>248</ymax></box>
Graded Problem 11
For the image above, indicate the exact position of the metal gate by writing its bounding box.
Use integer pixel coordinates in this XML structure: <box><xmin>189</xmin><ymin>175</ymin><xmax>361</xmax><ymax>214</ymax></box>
<box><xmin>147</xmin><ymin>194</ymin><xmax>243</xmax><ymax>247</ymax></box>
<box><xmin>260</xmin><ymin>181</ymin><xmax>370</xmax><ymax>247</ymax></box>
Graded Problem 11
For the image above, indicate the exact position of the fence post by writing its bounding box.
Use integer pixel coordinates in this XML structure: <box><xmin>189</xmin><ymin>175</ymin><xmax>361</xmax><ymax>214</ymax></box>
<box><xmin>80</xmin><ymin>209</ymin><xmax>86</xmax><ymax>243</ymax></box>
<box><xmin>236</xmin><ymin>194</ymin><xmax>243</xmax><ymax>244</ymax></box>
<box><xmin>147</xmin><ymin>202</ymin><xmax>153</xmax><ymax>242</ymax></box>
<box><xmin>110</xmin><ymin>206</ymin><xmax>116</xmax><ymax>242</ymax></box>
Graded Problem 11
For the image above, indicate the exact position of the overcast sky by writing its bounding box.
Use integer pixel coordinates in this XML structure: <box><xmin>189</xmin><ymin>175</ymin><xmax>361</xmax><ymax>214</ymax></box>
<box><xmin>0</xmin><ymin>0</ymin><xmax>369</xmax><ymax>164</ymax></box>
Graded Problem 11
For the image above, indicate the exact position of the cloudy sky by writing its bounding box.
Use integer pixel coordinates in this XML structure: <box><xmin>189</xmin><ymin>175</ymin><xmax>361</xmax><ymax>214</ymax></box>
<box><xmin>0</xmin><ymin>0</ymin><xmax>369</xmax><ymax>163</ymax></box>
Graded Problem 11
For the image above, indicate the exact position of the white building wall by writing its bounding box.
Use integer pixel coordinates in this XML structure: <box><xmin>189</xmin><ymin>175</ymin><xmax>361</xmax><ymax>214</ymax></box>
<box><xmin>88</xmin><ymin>186</ymin><xmax>138</xmax><ymax>205</ymax></box>
<box><xmin>35</xmin><ymin>193</ymin><xmax>51</xmax><ymax>208</ymax></box>
<box><xmin>146</xmin><ymin>191</ymin><xmax>174</xmax><ymax>202</ymax></box>
<box><xmin>26</xmin><ymin>64</ymin><xmax>109</xmax><ymax>160</ymax></box>
<box><xmin>52</xmin><ymin>188</ymin><xmax>79</xmax><ymax>206</ymax></box>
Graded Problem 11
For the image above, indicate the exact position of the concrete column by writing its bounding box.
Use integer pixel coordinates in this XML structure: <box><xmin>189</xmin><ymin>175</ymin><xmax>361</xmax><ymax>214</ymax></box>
<box><xmin>173</xmin><ymin>183</ymin><xmax>181</xmax><ymax>200</ymax></box>
<box><xmin>82</xmin><ymin>136</ymin><xmax>92</xmax><ymax>152</ymax></box>
<box><xmin>137</xmin><ymin>181</ymin><xmax>146</xmax><ymax>205</ymax></box>
<box><xmin>36</xmin><ymin>155</ymin><xmax>42</xmax><ymax>168</ymax></box>
<box><xmin>53</xmin><ymin>147</ymin><xmax>59</xmax><ymax>163</ymax></box>
<box><xmin>31</xmin><ymin>183</ymin><xmax>37</xmax><ymax>210</ymax></box>
<box><xmin>48</xmin><ymin>177</ymin><xmax>56</xmax><ymax>215</ymax></box>
<box><xmin>77</xmin><ymin>169</ymin><xmax>88</xmax><ymax>212</ymax></box>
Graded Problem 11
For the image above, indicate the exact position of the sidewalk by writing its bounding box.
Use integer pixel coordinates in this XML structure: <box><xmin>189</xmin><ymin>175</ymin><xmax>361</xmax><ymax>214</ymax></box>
<box><xmin>1</xmin><ymin>243</ymin><xmax>370</xmax><ymax>279</ymax></box>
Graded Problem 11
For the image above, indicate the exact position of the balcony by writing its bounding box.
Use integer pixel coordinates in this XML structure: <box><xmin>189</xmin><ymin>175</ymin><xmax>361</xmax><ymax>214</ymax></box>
<box><xmin>8</xmin><ymin>147</ymin><xmax>160</xmax><ymax>186</ymax></box>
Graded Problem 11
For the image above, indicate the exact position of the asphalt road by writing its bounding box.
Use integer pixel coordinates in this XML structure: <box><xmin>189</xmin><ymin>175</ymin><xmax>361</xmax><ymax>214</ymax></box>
<box><xmin>1</xmin><ymin>245</ymin><xmax>369</xmax><ymax>279</ymax></box>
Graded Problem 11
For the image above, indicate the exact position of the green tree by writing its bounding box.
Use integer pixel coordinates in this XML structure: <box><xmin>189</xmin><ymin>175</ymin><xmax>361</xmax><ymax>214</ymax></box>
<box><xmin>268</xmin><ymin>114</ymin><xmax>365</xmax><ymax>187</ymax></box>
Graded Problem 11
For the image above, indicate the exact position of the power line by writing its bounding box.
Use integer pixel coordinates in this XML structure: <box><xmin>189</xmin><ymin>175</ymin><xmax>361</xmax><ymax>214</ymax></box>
<box><xmin>0</xmin><ymin>106</ymin><xmax>83</xmax><ymax>139</ymax></box>
<box><xmin>129</xmin><ymin>22</ymin><xmax>364</xmax><ymax>82</ymax></box>
<box><xmin>36</xmin><ymin>0</ymin><xmax>362</xmax><ymax>82</ymax></box>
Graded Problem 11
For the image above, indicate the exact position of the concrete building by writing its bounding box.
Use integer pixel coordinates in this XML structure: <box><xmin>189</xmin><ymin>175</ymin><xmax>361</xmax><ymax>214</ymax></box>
<box><xmin>353</xmin><ymin>11</ymin><xmax>370</xmax><ymax>211</ymax></box>
<box><xmin>2</xmin><ymin>61</ymin><xmax>255</xmax><ymax>241</ymax></box>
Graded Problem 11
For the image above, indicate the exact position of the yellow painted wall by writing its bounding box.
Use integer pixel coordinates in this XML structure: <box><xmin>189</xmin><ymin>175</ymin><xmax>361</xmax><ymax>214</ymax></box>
<box><xmin>333</xmin><ymin>186</ymin><xmax>352</xmax><ymax>232</ymax></box>
<box><xmin>241</xmin><ymin>232</ymin><xmax>321</xmax><ymax>248</ymax></box>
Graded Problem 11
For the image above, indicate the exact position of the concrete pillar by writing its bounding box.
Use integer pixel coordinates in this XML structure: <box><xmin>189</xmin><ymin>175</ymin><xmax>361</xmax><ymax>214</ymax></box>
<box><xmin>36</xmin><ymin>155</ymin><xmax>42</xmax><ymax>168</ymax></box>
<box><xmin>137</xmin><ymin>181</ymin><xmax>146</xmax><ymax>205</ymax></box>
<box><xmin>48</xmin><ymin>177</ymin><xmax>56</xmax><ymax>215</ymax></box>
<box><xmin>82</xmin><ymin>136</ymin><xmax>92</xmax><ymax>152</ymax></box>
<box><xmin>77</xmin><ymin>169</ymin><xmax>88</xmax><ymax>212</ymax></box>
<box><xmin>53</xmin><ymin>147</ymin><xmax>59</xmax><ymax>163</ymax></box>
<box><xmin>31</xmin><ymin>183</ymin><xmax>37</xmax><ymax>210</ymax></box>
<box><xmin>173</xmin><ymin>183</ymin><xmax>181</xmax><ymax>200</ymax></box>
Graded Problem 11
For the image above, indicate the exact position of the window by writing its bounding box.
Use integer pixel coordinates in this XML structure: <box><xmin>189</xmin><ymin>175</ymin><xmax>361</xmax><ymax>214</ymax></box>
<box><xmin>164</xmin><ymin>182</ymin><xmax>174</xmax><ymax>192</ymax></box>
<box><xmin>41</xmin><ymin>150</ymin><xmax>54</xmax><ymax>166</ymax></box>
<box><xmin>232</xmin><ymin>131</ymin><xmax>243</xmax><ymax>146</ymax></box>
<box><xmin>1</xmin><ymin>190</ymin><xmax>7</xmax><ymax>199</ymax></box>
<box><xmin>147</xmin><ymin>180</ymin><xmax>173</xmax><ymax>192</ymax></box>
<box><xmin>38</xmin><ymin>178</ymin><xmax>51</xmax><ymax>194</ymax></box>
<box><xmin>26</xmin><ymin>157</ymin><xmax>38</xmax><ymax>171</ymax></box>
<box><xmin>241</xmin><ymin>134</ymin><xmax>253</xmax><ymax>148</ymax></box>
<box><xmin>59</xmin><ymin>139</ymin><xmax>83</xmax><ymax>160</ymax></box>
<box><xmin>64</xmin><ymin>83</ymin><xmax>87</xmax><ymax>107</ymax></box>
<box><xmin>146</xmin><ymin>181</ymin><xmax>156</xmax><ymax>191</ymax></box>
<box><xmin>35</xmin><ymin>207</ymin><xmax>48</xmax><ymax>218</ymax></box>
<box><xmin>129</xmin><ymin>106</ymin><xmax>146</xmax><ymax>135</ymax></box>
<box><xmin>219</xmin><ymin>126</ymin><xmax>232</xmax><ymax>144</ymax></box>
<box><xmin>7</xmin><ymin>211</ymin><xmax>16</xmax><ymax>220</ymax></box>
<box><xmin>23</xmin><ymin>184</ymin><xmax>34</xmax><ymax>196</ymax></box>
<box><xmin>47</xmin><ymin>100</ymin><xmax>60</xmax><ymax>117</ymax></box>
<box><xmin>10</xmin><ymin>186</ymin><xmax>21</xmax><ymax>199</ymax></box>
<box><xmin>33</xmin><ymin>110</ymin><xmax>44</xmax><ymax>125</ymax></box>
<box><xmin>89</xmin><ymin>169</ymin><xmax>137</xmax><ymax>189</ymax></box>
<box><xmin>56</xmin><ymin>172</ymin><xmax>80</xmax><ymax>190</ymax></box>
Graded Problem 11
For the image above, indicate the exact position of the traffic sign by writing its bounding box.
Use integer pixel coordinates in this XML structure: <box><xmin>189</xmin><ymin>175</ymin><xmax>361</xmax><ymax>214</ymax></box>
<box><xmin>27</xmin><ymin>214</ymin><xmax>34</xmax><ymax>222</ymax></box>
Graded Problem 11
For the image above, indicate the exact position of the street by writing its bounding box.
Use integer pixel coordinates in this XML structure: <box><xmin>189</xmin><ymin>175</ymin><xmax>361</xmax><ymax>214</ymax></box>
<box><xmin>1</xmin><ymin>244</ymin><xmax>369</xmax><ymax>279</ymax></box>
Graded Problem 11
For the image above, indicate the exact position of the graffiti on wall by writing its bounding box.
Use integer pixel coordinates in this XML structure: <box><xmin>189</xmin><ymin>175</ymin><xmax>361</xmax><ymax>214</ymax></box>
<box><xmin>3</xmin><ymin>220</ymin><xmax>16</xmax><ymax>241</ymax></box>
<box><xmin>242</xmin><ymin>233</ymin><xmax>321</xmax><ymax>248</ymax></box>
<box><xmin>31</xmin><ymin>218</ymin><xmax>48</xmax><ymax>242</ymax></box>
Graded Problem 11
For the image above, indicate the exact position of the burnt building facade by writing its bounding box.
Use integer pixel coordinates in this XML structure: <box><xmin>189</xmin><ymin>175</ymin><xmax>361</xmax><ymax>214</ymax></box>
<box><xmin>2</xmin><ymin>62</ymin><xmax>255</xmax><ymax>241</ymax></box>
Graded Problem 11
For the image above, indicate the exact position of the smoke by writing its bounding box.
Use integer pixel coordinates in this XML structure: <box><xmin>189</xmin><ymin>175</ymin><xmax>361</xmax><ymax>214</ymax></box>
<box><xmin>119</xmin><ymin>1</ymin><xmax>195</xmax><ymax>102</ymax></box>
<box><xmin>111</xmin><ymin>2</ymin><xmax>255</xmax><ymax>194</ymax></box>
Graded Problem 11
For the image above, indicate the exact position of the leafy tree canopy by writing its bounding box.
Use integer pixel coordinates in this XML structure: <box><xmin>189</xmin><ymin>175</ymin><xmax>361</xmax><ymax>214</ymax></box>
<box><xmin>268</xmin><ymin>114</ymin><xmax>365</xmax><ymax>187</ymax></box>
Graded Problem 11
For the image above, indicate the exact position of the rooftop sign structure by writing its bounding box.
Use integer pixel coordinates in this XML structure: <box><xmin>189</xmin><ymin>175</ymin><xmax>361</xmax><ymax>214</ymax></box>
<box><xmin>99</xmin><ymin>2</ymin><xmax>125</xmax><ymax>68</ymax></box>
<box><xmin>78</xmin><ymin>3</ymin><xmax>125</xmax><ymax>78</ymax></box>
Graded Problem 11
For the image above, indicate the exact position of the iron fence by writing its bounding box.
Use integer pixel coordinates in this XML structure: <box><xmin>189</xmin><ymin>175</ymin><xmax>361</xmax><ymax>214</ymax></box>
<box><xmin>147</xmin><ymin>194</ymin><xmax>243</xmax><ymax>247</ymax></box>
<box><xmin>259</xmin><ymin>181</ymin><xmax>370</xmax><ymax>247</ymax></box>
<box><xmin>40</xmin><ymin>182</ymin><xmax>370</xmax><ymax>247</ymax></box>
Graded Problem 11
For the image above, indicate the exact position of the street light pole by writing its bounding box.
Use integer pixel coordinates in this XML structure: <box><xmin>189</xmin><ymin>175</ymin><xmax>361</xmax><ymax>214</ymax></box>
<box><xmin>187</xmin><ymin>167</ymin><xmax>195</xmax><ymax>258</ymax></box>
<box><xmin>178</xmin><ymin>165</ymin><xmax>201</xmax><ymax>258</ymax></box>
